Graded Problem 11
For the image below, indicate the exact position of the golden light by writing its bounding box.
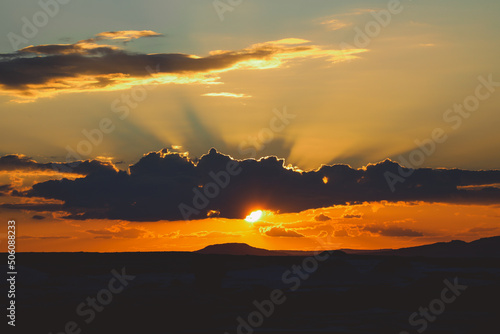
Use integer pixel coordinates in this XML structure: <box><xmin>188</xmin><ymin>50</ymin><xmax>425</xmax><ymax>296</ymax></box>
<box><xmin>322</xmin><ymin>176</ymin><xmax>329</xmax><ymax>184</ymax></box>
<box><xmin>245</xmin><ymin>210</ymin><xmax>263</xmax><ymax>223</ymax></box>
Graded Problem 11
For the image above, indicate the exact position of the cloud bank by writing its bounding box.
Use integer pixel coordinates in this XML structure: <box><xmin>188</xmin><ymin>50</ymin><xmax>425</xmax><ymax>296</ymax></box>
<box><xmin>3</xmin><ymin>148</ymin><xmax>500</xmax><ymax>222</ymax></box>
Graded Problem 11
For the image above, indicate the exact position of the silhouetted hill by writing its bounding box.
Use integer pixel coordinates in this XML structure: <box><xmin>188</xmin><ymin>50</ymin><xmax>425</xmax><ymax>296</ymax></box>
<box><xmin>358</xmin><ymin>236</ymin><xmax>500</xmax><ymax>258</ymax></box>
<box><xmin>196</xmin><ymin>243</ymin><xmax>288</xmax><ymax>256</ymax></box>
<box><xmin>197</xmin><ymin>236</ymin><xmax>500</xmax><ymax>258</ymax></box>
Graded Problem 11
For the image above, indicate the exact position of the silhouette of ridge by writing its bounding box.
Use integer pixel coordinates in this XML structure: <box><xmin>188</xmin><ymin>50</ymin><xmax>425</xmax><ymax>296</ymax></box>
<box><xmin>196</xmin><ymin>242</ymin><xmax>288</xmax><ymax>256</ymax></box>
<box><xmin>196</xmin><ymin>236</ymin><xmax>500</xmax><ymax>257</ymax></box>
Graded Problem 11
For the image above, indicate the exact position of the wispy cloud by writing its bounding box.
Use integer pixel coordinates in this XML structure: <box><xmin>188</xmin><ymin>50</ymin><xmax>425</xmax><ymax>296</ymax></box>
<box><xmin>202</xmin><ymin>92</ymin><xmax>252</xmax><ymax>98</ymax></box>
<box><xmin>94</xmin><ymin>30</ymin><xmax>163</xmax><ymax>42</ymax></box>
<box><xmin>321</xmin><ymin>19</ymin><xmax>351</xmax><ymax>31</ymax></box>
<box><xmin>318</xmin><ymin>9</ymin><xmax>375</xmax><ymax>31</ymax></box>
<box><xmin>86</xmin><ymin>222</ymin><xmax>154</xmax><ymax>239</ymax></box>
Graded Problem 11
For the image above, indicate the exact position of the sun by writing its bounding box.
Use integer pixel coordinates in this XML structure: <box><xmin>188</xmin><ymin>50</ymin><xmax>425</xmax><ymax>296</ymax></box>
<box><xmin>245</xmin><ymin>210</ymin><xmax>263</xmax><ymax>223</ymax></box>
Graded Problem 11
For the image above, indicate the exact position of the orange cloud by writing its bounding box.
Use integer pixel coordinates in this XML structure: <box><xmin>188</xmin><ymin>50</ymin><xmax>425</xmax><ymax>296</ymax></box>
<box><xmin>202</xmin><ymin>92</ymin><xmax>252</xmax><ymax>98</ymax></box>
<box><xmin>86</xmin><ymin>222</ymin><xmax>155</xmax><ymax>239</ymax></box>
<box><xmin>261</xmin><ymin>226</ymin><xmax>305</xmax><ymax>238</ymax></box>
<box><xmin>0</xmin><ymin>33</ymin><xmax>366</xmax><ymax>102</ymax></box>
<box><xmin>94</xmin><ymin>30</ymin><xmax>163</xmax><ymax>42</ymax></box>
<box><xmin>164</xmin><ymin>231</ymin><xmax>242</xmax><ymax>239</ymax></box>
<box><xmin>321</xmin><ymin>19</ymin><xmax>350</xmax><ymax>31</ymax></box>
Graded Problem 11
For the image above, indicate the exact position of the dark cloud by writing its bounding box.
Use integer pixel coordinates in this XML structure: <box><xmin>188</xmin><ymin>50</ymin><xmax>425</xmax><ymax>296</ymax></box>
<box><xmin>364</xmin><ymin>225</ymin><xmax>424</xmax><ymax>237</ymax></box>
<box><xmin>0</xmin><ymin>33</ymin><xmax>358</xmax><ymax>99</ymax></box>
<box><xmin>343</xmin><ymin>213</ymin><xmax>362</xmax><ymax>219</ymax></box>
<box><xmin>314</xmin><ymin>214</ymin><xmax>331</xmax><ymax>221</ymax></box>
<box><xmin>17</xmin><ymin>236</ymin><xmax>71</xmax><ymax>240</ymax></box>
<box><xmin>1</xmin><ymin>49</ymin><xmax>183</xmax><ymax>90</ymax></box>
<box><xmin>264</xmin><ymin>227</ymin><xmax>305</xmax><ymax>238</ymax></box>
<box><xmin>31</xmin><ymin>215</ymin><xmax>46</xmax><ymax>220</ymax></box>
<box><xmin>0</xmin><ymin>41</ymin><xmax>281</xmax><ymax>89</ymax></box>
<box><xmin>18</xmin><ymin>43</ymin><xmax>110</xmax><ymax>56</ymax></box>
<box><xmin>0</xmin><ymin>154</ymin><xmax>117</xmax><ymax>175</ymax></box>
<box><xmin>468</xmin><ymin>227</ymin><xmax>498</xmax><ymax>233</ymax></box>
<box><xmin>11</xmin><ymin>148</ymin><xmax>500</xmax><ymax>222</ymax></box>
<box><xmin>1</xmin><ymin>203</ymin><xmax>65</xmax><ymax>212</ymax></box>
<box><xmin>0</xmin><ymin>184</ymin><xmax>13</xmax><ymax>196</ymax></box>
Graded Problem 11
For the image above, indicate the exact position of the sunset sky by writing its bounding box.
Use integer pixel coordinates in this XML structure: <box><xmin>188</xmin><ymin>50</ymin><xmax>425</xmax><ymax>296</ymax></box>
<box><xmin>1</xmin><ymin>0</ymin><xmax>499</xmax><ymax>252</ymax></box>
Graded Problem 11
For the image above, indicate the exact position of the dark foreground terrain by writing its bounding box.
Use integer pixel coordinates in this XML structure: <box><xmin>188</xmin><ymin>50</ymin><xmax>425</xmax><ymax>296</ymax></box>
<box><xmin>2</xmin><ymin>244</ymin><xmax>500</xmax><ymax>333</ymax></box>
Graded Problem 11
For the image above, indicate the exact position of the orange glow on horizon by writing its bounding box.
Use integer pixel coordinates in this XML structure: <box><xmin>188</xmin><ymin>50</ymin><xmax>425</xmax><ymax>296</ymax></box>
<box><xmin>1</xmin><ymin>200</ymin><xmax>499</xmax><ymax>253</ymax></box>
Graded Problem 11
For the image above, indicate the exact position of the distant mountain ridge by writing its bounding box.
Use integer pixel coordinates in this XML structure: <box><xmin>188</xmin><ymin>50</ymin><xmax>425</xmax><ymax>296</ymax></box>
<box><xmin>196</xmin><ymin>236</ymin><xmax>500</xmax><ymax>258</ymax></box>
<box><xmin>360</xmin><ymin>235</ymin><xmax>500</xmax><ymax>258</ymax></box>
<box><xmin>196</xmin><ymin>243</ymin><xmax>288</xmax><ymax>256</ymax></box>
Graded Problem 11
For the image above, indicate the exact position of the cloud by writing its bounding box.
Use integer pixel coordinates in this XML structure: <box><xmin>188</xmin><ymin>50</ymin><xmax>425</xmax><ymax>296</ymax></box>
<box><xmin>94</xmin><ymin>30</ymin><xmax>163</xmax><ymax>42</ymax></box>
<box><xmin>31</xmin><ymin>215</ymin><xmax>46</xmax><ymax>220</ymax></box>
<box><xmin>321</xmin><ymin>19</ymin><xmax>350</xmax><ymax>31</ymax></box>
<box><xmin>0</xmin><ymin>32</ymin><xmax>366</xmax><ymax>101</ymax></box>
<box><xmin>467</xmin><ymin>227</ymin><xmax>498</xmax><ymax>233</ymax></box>
<box><xmin>342</xmin><ymin>213</ymin><xmax>362</xmax><ymax>219</ymax></box>
<box><xmin>0</xmin><ymin>154</ymin><xmax>117</xmax><ymax>175</ymax></box>
<box><xmin>157</xmin><ymin>230</ymin><xmax>240</xmax><ymax>239</ymax></box>
<box><xmin>336</xmin><ymin>9</ymin><xmax>376</xmax><ymax>17</ymax></box>
<box><xmin>206</xmin><ymin>210</ymin><xmax>220</xmax><ymax>217</ymax></box>
<box><xmin>458</xmin><ymin>183</ymin><xmax>500</xmax><ymax>191</ymax></box>
<box><xmin>317</xmin><ymin>9</ymin><xmax>374</xmax><ymax>31</ymax></box>
<box><xmin>202</xmin><ymin>92</ymin><xmax>252</xmax><ymax>98</ymax></box>
<box><xmin>10</xmin><ymin>148</ymin><xmax>500</xmax><ymax>222</ymax></box>
<box><xmin>15</xmin><ymin>30</ymin><xmax>162</xmax><ymax>57</ymax></box>
<box><xmin>86</xmin><ymin>223</ymin><xmax>152</xmax><ymax>239</ymax></box>
<box><xmin>1</xmin><ymin>203</ymin><xmax>65</xmax><ymax>212</ymax></box>
<box><xmin>276</xmin><ymin>221</ymin><xmax>332</xmax><ymax>232</ymax></box>
<box><xmin>18</xmin><ymin>236</ymin><xmax>71</xmax><ymax>240</ymax></box>
<box><xmin>0</xmin><ymin>184</ymin><xmax>13</xmax><ymax>196</ymax></box>
<box><xmin>263</xmin><ymin>227</ymin><xmax>305</xmax><ymax>238</ymax></box>
<box><xmin>317</xmin><ymin>230</ymin><xmax>330</xmax><ymax>238</ymax></box>
<box><xmin>314</xmin><ymin>213</ymin><xmax>331</xmax><ymax>221</ymax></box>
<box><xmin>363</xmin><ymin>224</ymin><xmax>424</xmax><ymax>237</ymax></box>
<box><xmin>17</xmin><ymin>42</ymin><xmax>119</xmax><ymax>56</ymax></box>
<box><xmin>178</xmin><ymin>231</ymin><xmax>241</xmax><ymax>238</ymax></box>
